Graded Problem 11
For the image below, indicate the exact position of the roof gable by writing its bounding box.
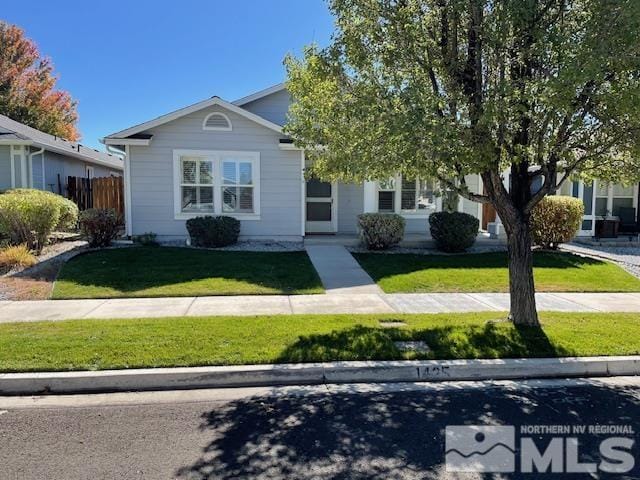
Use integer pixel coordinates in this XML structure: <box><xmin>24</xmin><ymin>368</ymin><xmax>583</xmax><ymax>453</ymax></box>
<box><xmin>104</xmin><ymin>96</ymin><xmax>284</xmax><ymax>140</ymax></box>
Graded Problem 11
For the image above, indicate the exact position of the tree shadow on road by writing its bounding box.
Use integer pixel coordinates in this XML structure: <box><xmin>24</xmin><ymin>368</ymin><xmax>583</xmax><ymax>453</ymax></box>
<box><xmin>174</xmin><ymin>379</ymin><xmax>640</xmax><ymax>479</ymax></box>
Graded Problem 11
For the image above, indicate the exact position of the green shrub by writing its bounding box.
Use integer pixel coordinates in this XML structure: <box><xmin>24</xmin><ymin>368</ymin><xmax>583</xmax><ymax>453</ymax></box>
<box><xmin>79</xmin><ymin>208</ymin><xmax>123</xmax><ymax>248</ymax></box>
<box><xmin>57</xmin><ymin>197</ymin><xmax>80</xmax><ymax>231</ymax></box>
<box><xmin>134</xmin><ymin>232</ymin><xmax>159</xmax><ymax>246</ymax></box>
<box><xmin>186</xmin><ymin>216</ymin><xmax>241</xmax><ymax>248</ymax></box>
<box><xmin>0</xmin><ymin>189</ymin><xmax>78</xmax><ymax>252</ymax></box>
<box><xmin>357</xmin><ymin>213</ymin><xmax>405</xmax><ymax>250</ymax></box>
<box><xmin>531</xmin><ymin>195</ymin><xmax>584</xmax><ymax>249</ymax></box>
<box><xmin>429</xmin><ymin>211</ymin><xmax>479</xmax><ymax>252</ymax></box>
<box><xmin>0</xmin><ymin>244</ymin><xmax>36</xmax><ymax>270</ymax></box>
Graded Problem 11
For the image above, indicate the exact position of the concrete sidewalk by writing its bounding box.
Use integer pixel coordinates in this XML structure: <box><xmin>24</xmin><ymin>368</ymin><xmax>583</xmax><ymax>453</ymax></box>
<box><xmin>304</xmin><ymin>245</ymin><xmax>382</xmax><ymax>294</ymax></box>
<box><xmin>1</xmin><ymin>292</ymin><xmax>640</xmax><ymax>322</ymax></box>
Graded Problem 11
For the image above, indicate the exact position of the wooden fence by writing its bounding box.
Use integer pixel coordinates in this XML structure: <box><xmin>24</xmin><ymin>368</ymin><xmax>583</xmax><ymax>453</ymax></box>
<box><xmin>67</xmin><ymin>176</ymin><xmax>124</xmax><ymax>217</ymax></box>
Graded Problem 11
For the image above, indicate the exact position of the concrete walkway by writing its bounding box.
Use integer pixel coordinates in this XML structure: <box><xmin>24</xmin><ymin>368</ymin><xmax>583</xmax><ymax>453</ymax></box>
<box><xmin>304</xmin><ymin>245</ymin><xmax>382</xmax><ymax>294</ymax></box>
<box><xmin>1</xmin><ymin>292</ymin><xmax>640</xmax><ymax>323</ymax></box>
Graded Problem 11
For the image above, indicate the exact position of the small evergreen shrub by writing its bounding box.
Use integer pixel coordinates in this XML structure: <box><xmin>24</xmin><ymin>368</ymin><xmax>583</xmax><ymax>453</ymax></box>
<box><xmin>357</xmin><ymin>213</ymin><xmax>405</xmax><ymax>250</ymax></box>
<box><xmin>429</xmin><ymin>211</ymin><xmax>479</xmax><ymax>252</ymax></box>
<box><xmin>0</xmin><ymin>189</ymin><xmax>78</xmax><ymax>252</ymax></box>
<box><xmin>134</xmin><ymin>232</ymin><xmax>159</xmax><ymax>246</ymax></box>
<box><xmin>186</xmin><ymin>216</ymin><xmax>241</xmax><ymax>248</ymax></box>
<box><xmin>531</xmin><ymin>196</ymin><xmax>584</xmax><ymax>249</ymax></box>
<box><xmin>79</xmin><ymin>208</ymin><xmax>123</xmax><ymax>248</ymax></box>
<box><xmin>0</xmin><ymin>244</ymin><xmax>36</xmax><ymax>270</ymax></box>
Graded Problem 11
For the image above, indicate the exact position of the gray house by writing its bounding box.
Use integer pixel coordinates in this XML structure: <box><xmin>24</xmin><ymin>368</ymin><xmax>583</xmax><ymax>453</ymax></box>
<box><xmin>103</xmin><ymin>84</ymin><xmax>638</xmax><ymax>242</ymax></box>
<box><xmin>0</xmin><ymin>114</ymin><xmax>123</xmax><ymax>195</ymax></box>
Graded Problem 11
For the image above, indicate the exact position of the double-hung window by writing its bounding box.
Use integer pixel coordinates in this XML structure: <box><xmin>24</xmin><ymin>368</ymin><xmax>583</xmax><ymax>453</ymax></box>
<box><xmin>174</xmin><ymin>150</ymin><xmax>260</xmax><ymax>219</ymax></box>
<box><xmin>377</xmin><ymin>176</ymin><xmax>436</xmax><ymax>215</ymax></box>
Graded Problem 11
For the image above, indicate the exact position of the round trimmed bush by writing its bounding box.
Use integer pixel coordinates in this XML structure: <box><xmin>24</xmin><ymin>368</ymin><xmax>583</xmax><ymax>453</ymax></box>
<box><xmin>531</xmin><ymin>195</ymin><xmax>584</xmax><ymax>249</ymax></box>
<box><xmin>429</xmin><ymin>211</ymin><xmax>479</xmax><ymax>252</ymax></box>
<box><xmin>79</xmin><ymin>208</ymin><xmax>123</xmax><ymax>248</ymax></box>
<box><xmin>357</xmin><ymin>213</ymin><xmax>405</xmax><ymax>250</ymax></box>
<box><xmin>186</xmin><ymin>216</ymin><xmax>241</xmax><ymax>248</ymax></box>
<box><xmin>0</xmin><ymin>189</ymin><xmax>79</xmax><ymax>252</ymax></box>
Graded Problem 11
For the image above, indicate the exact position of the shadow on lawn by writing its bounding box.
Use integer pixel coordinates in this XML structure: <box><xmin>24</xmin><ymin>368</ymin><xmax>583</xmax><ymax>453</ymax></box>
<box><xmin>274</xmin><ymin>321</ymin><xmax>571</xmax><ymax>363</ymax></box>
<box><xmin>174</xmin><ymin>372</ymin><xmax>640</xmax><ymax>479</ymax></box>
<box><xmin>354</xmin><ymin>250</ymin><xmax>606</xmax><ymax>276</ymax></box>
<box><xmin>54</xmin><ymin>246</ymin><xmax>323</xmax><ymax>295</ymax></box>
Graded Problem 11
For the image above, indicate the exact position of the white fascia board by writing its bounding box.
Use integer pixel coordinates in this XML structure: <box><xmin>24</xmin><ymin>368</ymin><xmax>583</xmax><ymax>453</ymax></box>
<box><xmin>105</xmin><ymin>97</ymin><xmax>283</xmax><ymax>140</ymax></box>
<box><xmin>0</xmin><ymin>140</ymin><xmax>32</xmax><ymax>146</ymax></box>
<box><xmin>102</xmin><ymin>137</ymin><xmax>152</xmax><ymax>146</ymax></box>
<box><xmin>232</xmin><ymin>83</ymin><xmax>286</xmax><ymax>106</ymax></box>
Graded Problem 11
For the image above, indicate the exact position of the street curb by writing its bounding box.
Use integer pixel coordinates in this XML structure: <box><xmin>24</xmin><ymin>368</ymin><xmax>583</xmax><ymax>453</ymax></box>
<box><xmin>1</xmin><ymin>356</ymin><xmax>639</xmax><ymax>395</ymax></box>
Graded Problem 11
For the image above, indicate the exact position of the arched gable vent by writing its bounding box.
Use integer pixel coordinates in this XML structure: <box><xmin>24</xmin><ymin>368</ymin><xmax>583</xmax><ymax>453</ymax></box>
<box><xmin>203</xmin><ymin>112</ymin><xmax>232</xmax><ymax>131</ymax></box>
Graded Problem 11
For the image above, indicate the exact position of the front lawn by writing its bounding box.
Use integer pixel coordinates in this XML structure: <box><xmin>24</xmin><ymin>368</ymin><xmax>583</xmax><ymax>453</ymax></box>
<box><xmin>353</xmin><ymin>251</ymin><xmax>640</xmax><ymax>293</ymax></box>
<box><xmin>1</xmin><ymin>312</ymin><xmax>640</xmax><ymax>372</ymax></box>
<box><xmin>52</xmin><ymin>246</ymin><xmax>324</xmax><ymax>299</ymax></box>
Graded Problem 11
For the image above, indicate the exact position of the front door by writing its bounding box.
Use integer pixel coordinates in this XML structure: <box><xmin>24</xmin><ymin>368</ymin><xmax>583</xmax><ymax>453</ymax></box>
<box><xmin>305</xmin><ymin>179</ymin><xmax>336</xmax><ymax>233</ymax></box>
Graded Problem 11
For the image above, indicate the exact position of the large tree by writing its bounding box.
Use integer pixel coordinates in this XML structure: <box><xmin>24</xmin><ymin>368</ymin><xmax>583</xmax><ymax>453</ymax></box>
<box><xmin>0</xmin><ymin>21</ymin><xmax>79</xmax><ymax>141</ymax></box>
<box><xmin>284</xmin><ymin>0</ymin><xmax>640</xmax><ymax>325</ymax></box>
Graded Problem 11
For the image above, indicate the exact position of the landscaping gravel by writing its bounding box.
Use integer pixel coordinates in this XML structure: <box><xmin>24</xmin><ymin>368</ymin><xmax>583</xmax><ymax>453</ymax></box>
<box><xmin>160</xmin><ymin>240</ymin><xmax>305</xmax><ymax>252</ymax></box>
<box><xmin>562</xmin><ymin>243</ymin><xmax>640</xmax><ymax>279</ymax></box>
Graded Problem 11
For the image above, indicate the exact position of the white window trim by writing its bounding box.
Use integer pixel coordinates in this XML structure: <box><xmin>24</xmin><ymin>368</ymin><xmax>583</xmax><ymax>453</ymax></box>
<box><xmin>173</xmin><ymin>149</ymin><xmax>260</xmax><ymax>221</ymax></box>
<box><xmin>202</xmin><ymin>112</ymin><xmax>232</xmax><ymax>131</ymax></box>
<box><xmin>376</xmin><ymin>175</ymin><xmax>437</xmax><ymax>218</ymax></box>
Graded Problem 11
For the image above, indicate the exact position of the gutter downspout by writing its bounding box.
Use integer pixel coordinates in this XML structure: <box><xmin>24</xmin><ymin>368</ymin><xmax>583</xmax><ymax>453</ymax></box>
<box><xmin>28</xmin><ymin>146</ymin><xmax>45</xmax><ymax>189</ymax></box>
<box><xmin>106</xmin><ymin>144</ymin><xmax>131</xmax><ymax>239</ymax></box>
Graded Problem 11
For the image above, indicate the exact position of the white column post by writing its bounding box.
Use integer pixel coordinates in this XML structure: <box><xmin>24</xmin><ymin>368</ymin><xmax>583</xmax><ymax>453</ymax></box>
<box><xmin>363</xmin><ymin>181</ymin><xmax>377</xmax><ymax>213</ymax></box>
<box><xmin>124</xmin><ymin>145</ymin><xmax>133</xmax><ymax>238</ymax></box>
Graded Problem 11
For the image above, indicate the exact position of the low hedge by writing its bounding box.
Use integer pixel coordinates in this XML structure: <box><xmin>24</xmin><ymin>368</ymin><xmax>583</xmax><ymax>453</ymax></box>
<box><xmin>429</xmin><ymin>211</ymin><xmax>479</xmax><ymax>253</ymax></box>
<box><xmin>531</xmin><ymin>196</ymin><xmax>584</xmax><ymax>249</ymax></box>
<box><xmin>186</xmin><ymin>216</ymin><xmax>241</xmax><ymax>248</ymax></box>
<box><xmin>358</xmin><ymin>213</ymin><xmax>405</xmax><ymax>250</ymax></box>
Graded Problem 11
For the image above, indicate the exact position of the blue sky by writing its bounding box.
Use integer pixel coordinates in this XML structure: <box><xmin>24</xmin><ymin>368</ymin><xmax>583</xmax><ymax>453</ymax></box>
<box><xmin>3</xmin><ymin>1</ymin><xmax>334</xmax><ymax>149</ymax></box>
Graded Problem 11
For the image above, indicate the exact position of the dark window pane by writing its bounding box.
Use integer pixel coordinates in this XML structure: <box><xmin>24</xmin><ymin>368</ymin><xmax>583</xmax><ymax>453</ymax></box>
<box><xmin>401</xmin><ymin>178</ymin><xmax>416</xmax><ymax>210</ymax></box>
<box><xmin>306</xmin><ymin>179</ymin><xmax>332</xmax><ymax>198</ymax></box>
<box><xmin>306</xmin><ymin>202</ymin><xmax>332</xmax><ymax>221</ymax></box>
<box><xmin>572</xmin><ymin>182</ymin><xmax>579</xmax><ymax>198</ymax></box>
<box><xmin>583</xmin><ymin>182</ymin><xmax>593</xmax><ymax>215</ymax></box>
<box><xmin>378</xmin><ymin>191</ymin><xmax>394</xmax><ymax>212</ymax></box>
<box><xmin>595</xmin><ymin>198</ymin><xmax>608</xmax><ymax>216</ymax></box>
<box><xmin>612</xmin><ymin>198</ymin><xmax>634</xmax><ymax>216</ymax></box>
<box><xmin>581</xmin><ymin>220</ymin><xmax>592</xmax><ymax>230</ymax></box>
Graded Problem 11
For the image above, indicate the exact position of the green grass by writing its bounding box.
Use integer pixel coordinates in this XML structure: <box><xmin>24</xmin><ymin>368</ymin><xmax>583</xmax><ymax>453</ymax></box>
<box><xmin>52</xmin><ymin>246</ymin><xmax>324</xmax><ymax>299</ymax></box>
<box><xmin>353</xmin><ymin>251</ymin><xmax>640</xmax><ymax>293</ymax></box>
<box><xmin>1</xmin><ymin>312</ymin><xmax>640</xmax><ymax>372</ymax></box>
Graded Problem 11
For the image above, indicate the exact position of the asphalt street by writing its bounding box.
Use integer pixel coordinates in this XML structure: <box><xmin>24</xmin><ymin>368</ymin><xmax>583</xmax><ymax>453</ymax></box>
<box><xmin>1</xmin><ymin>378</ymin><xmax>639</xmax><ymax>479</ymax></box>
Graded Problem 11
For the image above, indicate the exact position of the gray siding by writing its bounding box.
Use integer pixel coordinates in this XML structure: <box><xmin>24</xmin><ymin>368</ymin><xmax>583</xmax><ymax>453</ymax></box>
<box><xmin>128</xmin><ymin>105</ymin><xmax>303</xmax><ymax>241</ymax></box>
<box><xmin>0</xmin><ymin>146</ymin><xmax>10</xmax><ymax>191</ymax></box>
<box><xmin>337</xmin><ymin>182</ymin><xmax>364</xmax><ymax>234</ymax></box>
<box><xmin>241</xmin><ymin>89</ymin><xmax>292</xmax><ymax>126</ymax></box>
<box><xmin>43</xmin><ymin>151</ymin><xmax>116</xmax><ymax>195</ymax></box>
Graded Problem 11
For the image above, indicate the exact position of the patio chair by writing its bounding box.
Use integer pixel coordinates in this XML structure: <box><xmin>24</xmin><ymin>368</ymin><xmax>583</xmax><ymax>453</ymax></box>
<box><xmin>618</xmin><ymin>207</ymin><xmax>639</xmax><ymax>235</ymax></box>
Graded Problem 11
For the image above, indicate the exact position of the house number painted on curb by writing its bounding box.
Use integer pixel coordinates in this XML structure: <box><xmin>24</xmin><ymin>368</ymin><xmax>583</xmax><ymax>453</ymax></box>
<box><xmin>420</xmin><ymin>365</ymin><xmax>451</xmax><ymax>377</ymax></box>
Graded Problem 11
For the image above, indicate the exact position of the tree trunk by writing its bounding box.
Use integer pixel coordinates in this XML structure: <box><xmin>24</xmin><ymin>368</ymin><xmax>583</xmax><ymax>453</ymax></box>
<box><xmin>506</xmin><ymin>220</ymin><xmax>539</xmax><ymax>326</ymax></box>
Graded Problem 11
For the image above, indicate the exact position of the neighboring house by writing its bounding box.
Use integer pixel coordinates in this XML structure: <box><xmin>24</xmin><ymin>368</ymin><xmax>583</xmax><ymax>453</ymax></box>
<box><xmin>103</xmin><ymin>84</ymin><xmax>639</xmax><ymax>242</ymax></box>
<box><xmin>0</xmin><ymin>114</ymin><xmax>123</xmax><ymax>195</ymax></box>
